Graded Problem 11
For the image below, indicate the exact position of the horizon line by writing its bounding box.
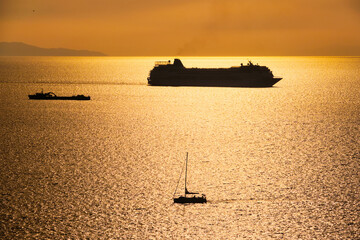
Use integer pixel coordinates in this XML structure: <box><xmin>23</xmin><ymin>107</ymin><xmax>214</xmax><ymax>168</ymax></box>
<box><xmin>1</xmin><ymin>55</ymin><xmax>359</xmax><ymax>58</ymax></box>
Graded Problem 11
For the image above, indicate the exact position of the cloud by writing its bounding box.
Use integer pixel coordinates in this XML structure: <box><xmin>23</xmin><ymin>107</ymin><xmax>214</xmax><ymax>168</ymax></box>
<box><xmin>350</xmin><ymin>0</ymin><xmax>360</xmax><ymax>10</ymax></box>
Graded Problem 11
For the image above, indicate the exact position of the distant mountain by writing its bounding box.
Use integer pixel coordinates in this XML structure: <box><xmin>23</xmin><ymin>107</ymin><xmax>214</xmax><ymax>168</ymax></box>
<box><xmin>0</xmin><ymin>42</ymin><xmax>106</xmax><ymax>56</ymax></box>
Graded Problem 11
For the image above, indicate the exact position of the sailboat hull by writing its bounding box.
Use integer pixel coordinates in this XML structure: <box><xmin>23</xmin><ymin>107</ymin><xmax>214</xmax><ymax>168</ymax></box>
<box><xmin>173</xmin><ymin>196</ymin><xmax>207</xmax><ymax>204</ymax></box>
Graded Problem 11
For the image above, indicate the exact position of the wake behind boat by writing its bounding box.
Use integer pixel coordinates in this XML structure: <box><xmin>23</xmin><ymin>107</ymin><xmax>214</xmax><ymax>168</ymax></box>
<box><xmin>28</xmin><ymin>90</ymin><xmax>90</xmax><ymax>100</ymax></box>
<box><xmin>148</xmin><ymin>59</ymin><xmax>282</xmax><ymax>87</ymax></box>
<box><xmin>173</xmin><ymin>152</ymin><xmax>207</xmax><ymax>204</ymax></box>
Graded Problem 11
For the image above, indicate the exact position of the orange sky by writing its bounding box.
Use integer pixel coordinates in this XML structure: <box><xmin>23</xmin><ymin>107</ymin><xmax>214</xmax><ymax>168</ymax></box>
<box><xmin>1</xmin><ymin>0</ymin><xmax>360</xmax><ymax>56</ymax></box>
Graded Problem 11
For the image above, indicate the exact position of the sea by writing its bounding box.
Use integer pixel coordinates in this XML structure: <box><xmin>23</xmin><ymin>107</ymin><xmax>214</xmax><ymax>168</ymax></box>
<box><xmin>0</xmin><ymin>56</ymin><xmax>359</xmax><ymax>239</ymax></box>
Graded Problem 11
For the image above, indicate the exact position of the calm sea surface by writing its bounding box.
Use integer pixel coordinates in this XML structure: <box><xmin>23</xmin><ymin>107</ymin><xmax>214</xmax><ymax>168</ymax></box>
<box><xmin>0</xmin><ymin>57</ymin><xmax>359</xmax><ymax>239</ymax></box>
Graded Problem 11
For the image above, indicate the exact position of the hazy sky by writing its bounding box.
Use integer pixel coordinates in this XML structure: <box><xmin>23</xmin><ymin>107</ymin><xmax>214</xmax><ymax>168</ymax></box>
<box><xmin>1</xmin><ymin>0</ymin><xmax>360</xmax><ymax>55</ymax></box>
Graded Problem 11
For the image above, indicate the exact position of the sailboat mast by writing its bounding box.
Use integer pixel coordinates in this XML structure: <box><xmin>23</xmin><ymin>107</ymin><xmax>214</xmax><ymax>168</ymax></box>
<box><xmin>185</xmin><ymin>152</ymin><xmax>188</xmax><ymax>196</ymax></box>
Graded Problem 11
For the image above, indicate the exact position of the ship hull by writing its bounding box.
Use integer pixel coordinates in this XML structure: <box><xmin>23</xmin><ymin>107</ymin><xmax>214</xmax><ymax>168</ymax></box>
<box><xmin>149</xmin><ymin>76</ymin><xmax>282</xmax><ymax>87</ymax></box>
<box><xmin>173</xmin><ymin>196</ymin><xmax>207</xmax><ymax>204</ymax></box>
<box><xmin>28</xmin><ymin>95</ymin><xmax>90</xmax><ymax>100</ymax></box>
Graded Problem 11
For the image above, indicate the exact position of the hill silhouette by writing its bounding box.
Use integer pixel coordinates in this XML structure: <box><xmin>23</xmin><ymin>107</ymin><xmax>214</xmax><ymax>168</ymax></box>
<box><xmin>0</xmin><ymin>42</ymin><xmax>106</xmax><ymax>56</ymax></box>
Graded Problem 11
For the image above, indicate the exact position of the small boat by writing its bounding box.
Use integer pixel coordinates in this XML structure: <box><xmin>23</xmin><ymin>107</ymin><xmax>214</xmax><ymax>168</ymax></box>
<box><xmin>28</xmin><ymin>90</ymin><xmax>90</xmax><ymax>100</ymax></box>
<box><xmin>173</xmin><ymin>152</ymin><xmax>207</xmax><ymax>204</ymax></box>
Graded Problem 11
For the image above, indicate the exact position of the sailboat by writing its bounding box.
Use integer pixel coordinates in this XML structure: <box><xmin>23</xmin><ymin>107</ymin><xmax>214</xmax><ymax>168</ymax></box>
<box><xmin>173</xmin><ymin>152</ymin><xmax>207</xmax><ymax>204</ymax></box>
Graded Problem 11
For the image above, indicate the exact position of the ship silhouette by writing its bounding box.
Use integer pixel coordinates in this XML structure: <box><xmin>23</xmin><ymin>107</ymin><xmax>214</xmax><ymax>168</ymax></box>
<box><xmin>148</xmin><ymin>59</ymin><xmax>282</xmax><ymax>87</ymax></box>
<box><xmin>173</xmin><ymin>152</ymin><xmax>207</xmax><ymax>204</ymax></box>
<box><xmin>28</xmin><ymin>90</ymin><xmax>90</xmax><ymax>100</ymax></box>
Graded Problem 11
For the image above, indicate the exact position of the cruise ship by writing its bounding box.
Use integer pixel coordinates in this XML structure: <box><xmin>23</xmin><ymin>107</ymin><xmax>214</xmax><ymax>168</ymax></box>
<box><xmin>148</xmin><ymin>59</ymin><xmax>282</xmax><ymax>87</ymax></box>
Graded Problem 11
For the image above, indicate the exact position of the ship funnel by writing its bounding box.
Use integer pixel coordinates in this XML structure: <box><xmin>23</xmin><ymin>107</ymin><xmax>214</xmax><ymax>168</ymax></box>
<box><xmin>174</xmin><ymin>59</ymin><xmax>185</xmax><ymax>68</ymax></box>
